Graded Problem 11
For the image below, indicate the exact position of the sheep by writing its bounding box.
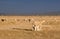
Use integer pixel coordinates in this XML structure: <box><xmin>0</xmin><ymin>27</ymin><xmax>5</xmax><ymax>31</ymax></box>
<box><xmin>32</xmin><ymin>25</ymin><xmax>40</xmax><ymax>31</ymax></box>
<box><xmin>32</xmin><ymin>20</ymin><xmax>45</xmax><ymax>31</ymax></box>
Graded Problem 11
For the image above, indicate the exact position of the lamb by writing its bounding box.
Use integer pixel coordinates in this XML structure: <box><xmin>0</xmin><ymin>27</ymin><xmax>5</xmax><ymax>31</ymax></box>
<box><xmin>32</xmin><ymin>20</ymin><xmax>45</xmax><ymax>31</ymax></box>
<box><xmin>32</xmin><ymin>25</ymin><xmax>40</xmax><ymax>31</ymax></box>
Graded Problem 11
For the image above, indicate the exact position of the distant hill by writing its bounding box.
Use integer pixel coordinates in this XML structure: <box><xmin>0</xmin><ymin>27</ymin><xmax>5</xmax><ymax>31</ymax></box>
<box><xmin>0</xmin><ymin>11</ymin><xmax>60</xmax><ymax>16</ymax></box>
<box><xmin>42</xmin><ymin>11</ymin><xmax>60</xmax><ymax>16</ymax></box>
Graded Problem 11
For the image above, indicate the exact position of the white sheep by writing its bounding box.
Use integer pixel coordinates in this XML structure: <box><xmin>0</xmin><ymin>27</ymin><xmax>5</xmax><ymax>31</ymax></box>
<box><xmin>32</xmin><ymin>25</ymin><xmax>40</xmax><ymax>31</ymax></box>
<box><xmin>32</xmin><ymin>20</ymin><xmax>46</xmax><ymax>31</ymax></box>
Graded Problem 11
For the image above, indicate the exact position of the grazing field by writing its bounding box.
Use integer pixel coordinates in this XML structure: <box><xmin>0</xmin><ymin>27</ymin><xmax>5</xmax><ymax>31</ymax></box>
<box><xmin>0</xmin><ymin>16</ymin><xmax>60</xmax><ymax>39</ymax></box>
<box><xmin>0</xmin><ymin>30</ymin><xmax>60</xmax><ymax>39</ymax></box>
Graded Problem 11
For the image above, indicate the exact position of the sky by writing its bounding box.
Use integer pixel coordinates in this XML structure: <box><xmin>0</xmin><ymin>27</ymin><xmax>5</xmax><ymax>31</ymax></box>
<box><xmin>0</xmin><ymin>0</ymin><xmax>60</xmax><ymax>15</ymax></box>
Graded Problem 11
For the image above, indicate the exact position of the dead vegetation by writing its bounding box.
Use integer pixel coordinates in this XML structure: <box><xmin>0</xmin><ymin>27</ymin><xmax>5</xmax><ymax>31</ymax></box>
<box><xmin>0</xmin><ymin>16</ymin><xmax>60</xmax><ymax>39</ymax></box>
<box><xmin>0</xmin><ymin>29</ymin><xmax>60</xmax><ymax>39</ymax></box>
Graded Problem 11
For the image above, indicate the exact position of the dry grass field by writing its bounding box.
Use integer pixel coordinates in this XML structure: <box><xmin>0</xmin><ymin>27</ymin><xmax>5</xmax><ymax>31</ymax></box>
<box><xmin>0</xmin><ymin>30</ymin><xmax>60</xmax><ymax>39</ymax></box>
<box><xmin>0</xmin><ymin>16</ymin><xmax>60</xmax><ymax>39</ymax></box>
